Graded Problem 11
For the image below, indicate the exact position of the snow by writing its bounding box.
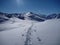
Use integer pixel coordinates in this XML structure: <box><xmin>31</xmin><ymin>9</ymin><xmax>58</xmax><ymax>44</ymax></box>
<box><xmin>0</xmin><ymin>18</ymin><xmax>60</xmax><ymax>45</ymax></box>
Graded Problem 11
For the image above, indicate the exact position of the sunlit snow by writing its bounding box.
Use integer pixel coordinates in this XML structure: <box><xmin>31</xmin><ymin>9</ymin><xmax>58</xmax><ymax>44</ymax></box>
<box><xmin>0</xmin><ymin>18</ymin><xmax>60</xmax><ymax>45</ymax></box>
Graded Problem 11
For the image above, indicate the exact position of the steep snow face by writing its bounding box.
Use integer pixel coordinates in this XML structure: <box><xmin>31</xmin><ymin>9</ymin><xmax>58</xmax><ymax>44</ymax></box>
<box><xmin>24</xmin><ymin>12</ymin><xmax>33</xmax><ymax>20</ymax></box>
<box><xmin>24</xmin><ymin>12</ymin><xmax>45</xmax><ymax>22</ymax></box>
<box><xmin>25</xmin><ymin>12</ymin><xmax>33</xmax><ymax>16</ymax></box>
<box><xmin>0</xmin><ymin>18</ymin><xmax>60</xmax><ymax>45</ymax></box>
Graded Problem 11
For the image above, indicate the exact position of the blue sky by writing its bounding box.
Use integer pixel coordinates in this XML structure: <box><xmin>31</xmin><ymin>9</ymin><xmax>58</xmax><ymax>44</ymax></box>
<box><xmin>0</xmin><ymin>0</ymin><xmax>60</xmax><ymax>14</ymax></box>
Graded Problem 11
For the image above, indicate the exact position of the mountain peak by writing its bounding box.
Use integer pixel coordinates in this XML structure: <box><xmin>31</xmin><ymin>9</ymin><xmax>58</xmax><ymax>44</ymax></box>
<box><xmin>26</xmin><ymin>12</ymin><xmax>33</xmax><ymax>15</ymax></box>
<box><xmin>24</xmin><ymin>12</ymin><xmax>33</xmax><ymax>18</ymax></box>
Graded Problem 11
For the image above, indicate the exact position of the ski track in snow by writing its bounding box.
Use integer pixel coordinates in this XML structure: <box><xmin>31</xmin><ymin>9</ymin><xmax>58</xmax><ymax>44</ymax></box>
<box><xmin>0</xmin><ymin>19</ymin><xmax>60</xmax><ymax>45</ymax></box>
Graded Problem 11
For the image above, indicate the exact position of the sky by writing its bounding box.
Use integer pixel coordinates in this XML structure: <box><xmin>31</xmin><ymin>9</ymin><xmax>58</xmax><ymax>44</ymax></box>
<box><xmin>0</xmin><ymin>0</ymin><xmax>60</xmax><ymax>14</ymax></box>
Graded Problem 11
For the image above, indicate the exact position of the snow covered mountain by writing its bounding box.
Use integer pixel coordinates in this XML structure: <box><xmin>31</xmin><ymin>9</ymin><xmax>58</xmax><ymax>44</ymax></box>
<box><xmin>46</xmin><ymin>14</ymin><xmax>60</xmax><ymax>19</ymax></box>
<box><xmin>0</xmin><ymin>12</ymin><xmax>9</xmax><ymax>23</ymax></box>
<box><xmin>0</xmin><ymin>12</ymin><xmax>60</xmax><ymax>23</ymax></box>
<box><xmin>0</xmin><ymin>17</ymin><xmax>60</xmax><ymax>45</ymax></box>
<box><xmin>24</xmin><ymin>12</ymin><xmax>45</xmax><ymax>21</ymax></box>
<box><xmin>0</xmin><ymin>12</ymin><xmax>60</xmax><ymax>45</ymax></box>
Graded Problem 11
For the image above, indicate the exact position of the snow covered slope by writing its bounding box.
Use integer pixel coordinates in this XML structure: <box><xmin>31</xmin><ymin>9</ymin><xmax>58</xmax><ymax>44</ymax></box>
<box><xmin>0</xmin><ymin>18</ymin><xmax>60</xmax><ymax>45</ymax></box>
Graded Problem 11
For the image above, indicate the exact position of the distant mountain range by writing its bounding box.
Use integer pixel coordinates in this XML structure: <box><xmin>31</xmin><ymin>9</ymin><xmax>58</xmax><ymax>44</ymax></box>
<box><xmin>0</xmin><ymin>12</ymin><xmax>60</xmax><ymax>23</ymax></box>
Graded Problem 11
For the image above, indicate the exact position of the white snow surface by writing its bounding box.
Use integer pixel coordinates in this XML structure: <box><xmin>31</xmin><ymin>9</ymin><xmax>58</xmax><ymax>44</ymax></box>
<box><xmin>0</xmin><ymin>18</ymin><xmax>60</xmax><ymax>45</ymax></box>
